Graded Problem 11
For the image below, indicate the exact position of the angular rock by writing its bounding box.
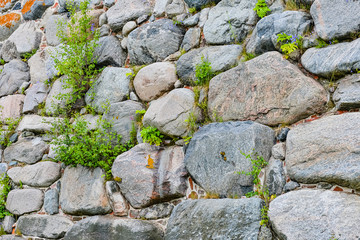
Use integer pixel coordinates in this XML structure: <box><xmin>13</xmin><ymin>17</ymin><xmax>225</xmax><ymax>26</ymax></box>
<box><xmin>183</xmin><ymin>13</ymin><xmax>199</xmax><ymax>27</ymax></box>
<box><xmin>2</xmin><ymin>215</ymin><xmax>15</xmax><ymax>234</ymax></box>
<box><xmin>45</xmin><ymin>14</ymin><xmax>68</xmax><ymax>46</ymax></box>
<box><xmin>94</xmin><ymin>36</ymin><xmax>127</xmax><ymax>67</ymax></box>
<box><xmin>21</xmin><ymin>0</ymin><xmax>54</xmax><ymax>20</ymax></box>
<box><xmin>283</xmin><ymin>181</ymin><xmax>299</xmax><ymax>193</ymax></box>
<box><xmin>180</xmin><ymin>27</ymin><xmax>200</xmax><ymax>52</ymax></box>
<box><xmin>333</xmin><ymin>73</ymin><xmax>360</xmax><ymax>110</ymax></box>
<box><xmin>142</xmin><ymin>88</ymin><xmax>194</xmax><ymax>137</ymax></box>
<box><xmin>64</xmin><ymin>216</ymin><xmax>163</xmax><ymax>240</ymax></box>
<box><xmin>265</xmin><ymin>157</ymin><xmax>286</xmax><ymax>196</ymax></box>
<box><xmin>107</xmin><ymin>0</ymin><xmax>151</xmax><ymax>32</ymax></box>
<box><xmin>0</xmin><ymin>94</ymin><xmax>24</xmax><ymax>123</ymax></box>
<box><xmin>165</xmin><ymin>198</ymin><xmax>263</xmax><ymax>239</ymax></box>
<box><xmin>128</xmin><ymin>19</ymin><xmax>185</xmax><ymax>65</ymax></box>
<box><xmin>272</xmin><ymin>142</ymin><xmax>285</xmax><ymax>160</ymax></box>
<box><xmin>165</xmin><ymin>0</ymin><xmax>186</xmax><ymax>17</ymax></box>
<box><xmin>269</xmin><ymin>189</ymin><xmax>360</xmax><ymax>240</ymax></box>
<box><xmin>16</xmin><ymin>215</ymin><xmax>73</xmax><ymax>239</ymax></box>
<box><xmin>0</xmin><ymin>13</ymin><xmax>22</xmax><ymax>41</ymax></box>
<box><xmin>184</xmin><ymin>0</ymin><xmax>219</xmax><ymax>10</ymax></box>
<box><xmin>44</xmin><ymin>45</ymin><xmax>66</xmax><ymax>80</ymax></box>
<box><xmin>122</xmin><ymin>21</ymin><xmax>137</xmax><ymax>36</ymax></box>
<box><xmin>185</xmin><ymin>121</ymin><xmax>274</xmax><ymax>197</ymax></box>
<box><xmin>112</xmin><ymin>144</ymin><xmax>187</xmax><ymax>208</ymax></box>
<box><xmin>60</xmin><ymin>165</ymin><xmax>111</xmax><ymax>215</ymax></box>
<box><xmin>153</xmin><ymin>0</ymin><xmax>170</xmax><ymax>17</ymax></box>
<box><xmin>208</xmin><ymin>51</ymin><xmax>328</xmax><ymax>126</ymax></box>
<box><xmin>7</xmin><ymin>161</ymin><xmax>61</xmax><ymax>187</ymax></box>
<box><xmin>44</xmin><ymin>188</ymin><xmax>59</xmax><ymax>215</ymax></box>
<box><xmin>8</xmin><ymin>21</ymin><xmax>42</xmax><ymax>54</ymax></box>
<box><xmin>0</xmin><ymin>59</ymin><xmax>30</xmax><ymax>97</ymax></box>
<box><xmin>176</xmin><ymin>45</ymin><xmax>242</xmax><ymax>85</ymax></box>
<box><xmin>105</xmin><ymin>181</ymin><xmax>129</xmax><ymax>216</ymax></box>
<box><xmin>4</xmin><ymin>137</ymin><xmax>48</xmax><ymax>164</ymax></box>
<box><xmin>23</xmin><ymin>82</ymin><xmax>49</xmax><ymax>113</ymax></box>
<box><xmin>203</xmin><ymin>0</ymin><xmax>257</xmax><ymax>44</ymax></box>
<box><xmin>6</xmin><ymin>189</ymin><xmax>43</xmax><ymax>215</ymax></box>
<box><xmin>286</xmin><ymin>113</ymin><xmax>360</xmax><ymax>190</ymax></box>
<box><xmin>132</xmin><ymin>202</ymin><xmax>174</xmax><ymax>220</ymax></box>
<box><xmin>28</xmin><ymin>51</ymin><xmax>48</xmax><ymax>84</ymax></box>
<box><xmin>134</xmin><ymin>62</ymin><xmax>178</xmax><ymax>102</ymax></box>
<box><xmin>301</xmin><ymin>38</ymin><xmax>360</xmax><ymax>77</ymax></box>
<box><xmin>16</xmin><ymin>115</ymin><xmax>58</xmax><ymax>133</ymax></box>
<box><xmin>45</xmin><ymin>76</ymin><xmax>72</xmax><ymax>115</ymax></box>
<box><xmin>0</xmin><ymin>40</ymin><xmax>20</xmax><ymax>62</ymax></box>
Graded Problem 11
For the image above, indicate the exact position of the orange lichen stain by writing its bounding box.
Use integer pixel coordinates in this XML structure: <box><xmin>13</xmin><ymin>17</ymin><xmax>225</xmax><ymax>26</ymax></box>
<box><xmin>333</xmin><ymin>186</ymin><xmax>343</xmax><ymax>192</ymax></box>
<box><xmin>21</xmin><ymin>0</ymin><xmax>36</xmax><ymax>14</ymax></box>
<box><xmin>189</xmin><ymin>177</ymin><xmax>194</xmax><ymax>190</ymax></box>
<box><xmin>0</xmin><ymin>0</ymin><xmax>11</xmax><ymax>8</ymax></box>
<box><xmin>145</xmin><ymin>155</ymin><xmax>154</xmax><ymax>169</ymax></box>
<box><xmin>114</xmin><ymin>176</ymin><xmax>122</xmax><ymax>182</ymax></box>
<box><xmin>188</xmin><ymin>191</ymin><xmax>198</xmax><ymax>200</ymax></box>
<box><xmin>0</xmin><ymin>13</ymin><xmax>21</xmax><ymax>28</ymax></box>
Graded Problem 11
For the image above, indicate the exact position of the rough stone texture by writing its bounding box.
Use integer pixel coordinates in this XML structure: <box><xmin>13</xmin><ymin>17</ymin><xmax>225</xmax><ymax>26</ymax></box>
<box><xmin>0</xmin><ymin>94</ymin><xmax>24</xmax><ymax>123</ymax></box>
<box><xmin>301</xmin><ymin>38</ymin><xmax>360</xmax><ymax>78</ymax></box>
<box><xmin>105</xmin><ymin>181</ymin><xmax>129</xmax><ymax>216</ymax></box>
<box><xmin>0</xmin><ymin>0</ymin><xmax>17</xmax><ymax>12</ymax></box>
<box><xmin>0</xmin><ymin>13</ymin><xmax>22</xmax><ymax>41</ymax></box>
<box><xmin>165</xmin><ymin>198</ymin><xmax>263</xmax><ymax>240</ymax></box>
<box><xmin>286</xmin><ymin>113</ymin><xmax>360</xmax><ymax>190</ymax></box>
<box><xmin>311</xmin><ymin>0</ymin><xmax>360</xmax><ymax>40</ymax></box>
<box><xmin>165</xmin><ymin>0</ymin><xmax>186</xmax><ymax>17</ymax></box>
<box><xmin>94</xmin><ymin>36</ymin><xmax>127</xmax><ymax>67</ymax></box>
<box><xmin>283</xmin><ymin>181</ymin><xmax>300</xmax><ymax>193</ymax></box>
<box><xmin>107</xmin><ymin>0</ymin><xmax>151</xmax><ymax>32</ymax></box>
<box><xmin>28</xmin><ymin>51</ymin><xmax>48</xmax><ymax>84</ymax></box>
<box><xmin>272</xmin><ymin>142</ymin><xmax>285</xmax><ymax>160</ymax></box>
<box><xmin>4</xmin><ymin>137</ymin><xmax>48</xmax><ymax>164</ymax></box>
<box><xmin>333</xmin><ymin>73</ymin><xmax>360</xmax><ymax>110</ymax></box>
<box><xmin>180</xmin><ymin>27</ymin><xmax>200</xmax><ymax>52</ymax></box>
<box><xmin>265</xmin><ymin>157</ymin><xmax>286</xmax><ymax>196</ymax></box>
<box><xmin>16</xmin><ymin>115</ymin><xmax>58</xmax><ymax>133</ymax></box>
<box><xmin>2</xmin><ymin>215</ymin><xmax>15</xmax><ymax>234</ymax></box>
<box><xmin>7</xmin><ymin>161</ymin><xmax>61</xmax><ymax>187</ymax></box>
<box><xmin>134</xmin><ymin>62</ymin><xmax>178</xmax><ymax>102</ymax></box>
<box><xmin>258</xmin><ymin>226</ymin><xmax>273</xmax><ymax>240</ymax></box>
<box><xmin>142</xmin><ymin>88</ymin><xmax>194</xmax><ymax>137</ymax></box>
<box><xmin>185</xmin><ymin>121</ymin><xmax>275</xmax><ymax>197</ymax></box>
<box><xmin>21</xmin><ymin>0</ymin><xmax>54</xmax><ymax>20</ymax></box>
<box><xmin>72</xmin><ymin>114</ymin><xmax>100</xmax><ymax>131</ymax></box>
<box><xmin>23</xmin><ymin>82</ymin><xmax>49</xmax><ymax>113</ymax></box>
<box><xmin>64</xmin><ymin>216</ymin><xmax>163</xmax><ymax>240</ymax></box>
<box><xmin>203</xmin><ymin>0</ymin><xmax>257</xmax><ymax>44</ymax></box>
<box><xmin>183</xmin><ymin>13</ymin><xmax>199</xmax><ymax>27</ymax></box>
<box><xmin>176</xmin><ymin>45</ymin><xmax>242</xmax><ymax>85</ymax></box>
<box><xmin>122</xmin><ymin>21</ymin><xmax>137</xmax><ymax>36</ymax></box>
<box><xmin>246</xmin><ymin>11</ymin><xmax>312</xmax><ymax>55</ymax></box>
<box><xmin>16</xmin><ymin>215</ymin><xmax>73</xmax><ymax>239</ymax></box>
<box><xmin>44</xmin><ymin>45</ymin><xmax>66</xmax><ymax>80</ymax></box>
<box><xmin>6</xmin><ymin>189</ymin><xmax>43</xmax><ymax>215</ymax></box>
<box><xmin>8</xmin><ymin>21</ymin><xmax>42</xmax><ymax>54</ymax></box>
<box><xmin>0</xmin><ymin>59</ymin><xmax>30</xmax><ymax>97</ymax></box>
<box><xmin>0</xmin><ymin>40</ymin><xmax>20</xmax><ymax>62</ymax></box>
<box><xmin>128</xmin><ymin>19</ymin><xmax>185</xmax><ymax>65</ymax></box>
<box><xmin>85</xmin><ymin>67</ymin><xmax>131</xmax><ymax>113</ymax></box>
<box><xmin>208</xmin><ymin>52</ymin><xmax>328</xmax><ymax>126</ymax></box>
<box><xmin>45</xmin><ymin>76</ymin><xmax>72</xmax><ymax>115</ymax></box>
<box><xmin>112</xmin><ymin>144</ymin><xmax>187</xmax><ymax>208</ymax></box>
<box><xmin>132</xmin><ymin>202</ymin><xmax>174</xmax><ymax>220</ymax></box>
<box><xmin>60</xmin><ymin>165</ymin><xmax>111</xmax><ymax>215</ymax></box>
<box><xmin>103</xmin><ymin>100</ymin><xmax>144</xmax><ymax>143</ymax></box>
<box><xmin>44</xmin><ymin>188</ymin><xmax>59</xmax><ymax>215</ymax></box>
<box><xmin>184</xmin><ymin>0</ymin><xmax>219</xmax><ymax>10</ymax></box>
<box><xmin>269</xmin><ymin>189</ymin><xmax>360</xmax><ymax>240</ymax></box>
<box><xmin>153</xmin><ymin>0</ymin><xmax>170</xmax><ymax>17</ymax></box>
<box><xmin>0</xmin><ymin>235</ymin><xmax>27</xmax><ymax>240</ymax></box>
<box><xmin>46</xmin><ymin>14</ymin><xmax>68</xmax><ymax>46</ymax></box>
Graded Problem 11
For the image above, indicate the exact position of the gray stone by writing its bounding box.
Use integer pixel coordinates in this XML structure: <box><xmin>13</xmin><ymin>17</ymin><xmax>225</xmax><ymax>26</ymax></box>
<box><xmin>0</xmin><ymin>59</ymin><xmax>30</xmax><ymax>97</ymax></box>
<box><xmin>165</xmin><ymin>198</ymin><xmax>263</xmax><ymax>240</ymax></box>
<box><xmin>60</xmin><ymin>165</ymin><xmax>111</xmax><ymax>215</ymax></box>
<box><xmin>22</xmin><ymin>0</ymin><xmax>54</xmax><ymax>20</ymax></box>
<box><xmin>0</xmin><ymin>236</ymin><xmax>27</xmax><ymax>240</ymax></box>
<box><xmin>112</xmin><ymin>144</ymin><xmax>187</xmax><ymax>208</ymax></box>
<box><xmin>301</xmin><ymin>38</ymin><xmax>360</xmax><ymax>78</ymax></box>
<box><xmin>132</xmin><ymin>202</ymin><xmax>174</xmax><ymax>220</ymax></box>
<box><xmin>0</xmin><ymin>13</ymin><xmax>22</xmax><ymax>41</ymax></box>
<box><xmin>128</xmin><ymin>19</ymin><xmax>186</xmax><ymax>65</ymax></box>
<box><xmin>105</xmin><ymin>181</ymin><xmax>129</xmax><ymax>216</ymax></box>
<box><xmin>103</xmin><ymin>100</ymin><xmax>144</xmax><ymax>143</ymax></box>
<box><xmin>184</xmin><ymin>0</ymin><xmax>219</xmax><ymax>10</ymax></box>
<box><xmin>177</xmin><ymin>44</ymin><xmax>242</xmax><ymax>84</ymax></box>
<box><xmin>7</xmin><ymin>161</ymin><xmax>61</xmax><ymax>187</ymax></box>
<box><xmin>258</xmin><ymin>225</ymin><xmax>273</xmax><ymax>240</ymax></box>
<box><xmin>203</xmin><ymin>0</ymin><xmax>257</xmax><ymax>44</ymax></box>
<box><xmin>180</xmin><ymin>27</ymin><xmax>200</xmax><ymax>52</ymax></box>
<box><xmin>265</xmin><ymin>157</ymin><xmax>286</xmax><ymax>196</ymax></box>
<box><xmin>272</xmin><ymin>142</ymin><xmax>286</xmax><ymax>160</ymax></box>
<box><xmin>165</xmin><ymin>0</ymin><xmax>186</xmax><ymax>17</ymax></box>
<box><xmin>153</xmin><ymin>0</ymin><xmax>170</xmax><ymax>17</ymax></box>
<box><xmin>46</xmin><ymin>15</ymin><xmax>68</xmax><ymax>46</ymax></box>
<box><xmin>104</xmin><ymin>0</ymin><xmax>114</xmax><ymax>7</ymax></box>
<box><xmin>58</xmin><ymin>0</ymin><xmax>100</xmax><ymax>10</ymax></box>
<box><xmin>28</xmin><ymin>51</ymin><xmax>48</xmax><ymax>84</ymax></box>
<box><xmin>44</xmin><ymin>45</ymin><xmax>66</xmax><ymax>80</ymax></box>
<box><xmin>44</xmin><ymin>188</ymin><xmax>59</xmax><ymax>215</ymax></box>
<box><xmin>0</xmin><ymin>40</ymin><xmax>20</xmax><ymax>62</ymax></box>
<box><xmin>120</xmin><ymin>37</ymin><xmax>127</xmax><ymax>49</ymax></box>
<box><xmin>183</xmin><ymin>13</ymin><xmax>199</xmax><ymax>27</ymax></box>
<box><xmin>107</xmin><ymin>0</ymin><xmax>152</xmax><ymax>32</ymax></box>
<box><xmin>85</xmin><ymin>67</ymin><xmax>131</xmax><ymax>113</ymax></box>
<box><xmin>269</xmin><ymin>189</ymin><xmax>360</xmax><ymax>240</ymax></box>
<box><xmin>99</xmin><ymin>13</ymin><xmax>107</xmax><ymax>26</ymax></box>
<box><xmin>94</xmin><ymin>36</ymin><xmax>127</xmax><ymax>67</ymax></box>
<box><xmin>122</xmin><ymin>21</ymin><xmax>137</xmax><ymax>36</ymax></box>
<box><xmin>2</xmin><ymin>215</ymin><xmax>15</xmax><ymax>234</ymax></box>
<box><xmin>72</xmin><ymin>114</ymin><xmax>100</xmax><ymax>131</ymax></box>
<box><xmin>64</xmin><ymin>216</ymin><xmax>163</xmax><ymax>240</ymax></box>
<box><xmin>316</xmin><ymin>182</ymin><xmax>332</xmax><ymax>189</ymax></box>
<box><xmin>8</xmin><ymin>21</ymin><xmax>42</xmax><ymax>54</ymax></box>
<box><xmin>19</xmin><ymin>81</ymin><xmax>30</xmax><ymax>93</ymax></box>
<box><xmin>129</xmin><ymin>91</ymin><xmax>139</xmax><ymax>101</ymax></box>
<box><xmin>99</xmin><ymin>24</ymin><xmax>110</xmax><ymax>37</ymax></box>
<box><xmin>16</xmin><ymin>215</ymin><xmax>73</xmax><ymax>239</ymax></box>
<box><xmin>6</xmin><ymin>189</ymin><xmax>43</xmax><ymax>215</ymax></box>
<box><xmin>45</xmin><ymin>76</ymin><xmax>72</xmax><ymax>115</ymax></box>
<box><xmin>142</xmin><ymin>88</ymin><xmax>194</xmax><ymax>137</ymax></box>
<box><xmin>4</xmin><ymin>137</ymin><xmax>48</xmax><ymax>164</ymax></box>
<box><xmin>23</xmin><ymin>82</ymin><xmax>49</xmax><ymax>113</ymax></box>
<box><xmin>208</xmin><ymin>52</ymin><xmax>328</xmax><ymax>126</ymax></box>
<box><xmin>136</xmin><ymin>14</ymin><xmax>148</xmax><ymax>25</ymax></box>
<box><xmin>0</xmin><ymin>94</ymin><xmax>24</xmax><ymax>123</ymax></box>
<box><xmin>198</xmin><ymin>7</ymin><xmax>210</xmax><ymax>28</ymax></box>
<box><xmin>185</xmin><ymin>121</ymin><xmax>275</xmax><ymax>197</ymax></box>
<box><xmin>333</xmin><ymin>73</ymin><xmax>360</xmax><ymax>110</ymax></box>
<box><xmin>16</xmin><ymin>115</ymin><xmax>58</xmax><ymax>133</ymax></box>
<box><xmin>286</xmin><ymin>113</ymin><xmax>360</xmax><ymax>190</ymax></box>
<box><xmin>0</xmin><ymin>163</ymin><xmax>8</xmax><ymax>175</ymax></box>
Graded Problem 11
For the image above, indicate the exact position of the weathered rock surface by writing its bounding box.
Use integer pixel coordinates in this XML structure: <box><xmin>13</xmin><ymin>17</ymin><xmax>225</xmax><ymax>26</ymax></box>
<box><xmin>165</xmin><ymin>198</ymin><xmax>263</xmax><ymax>239</ymax></box>
<box><xmin>94</xmin><ymin>36</ymin><xmax>127</xmax><ymax>67</ymax></box>
<box><xmin>180</xmin><ymin>27</ymin><xmax>201</xmax><ymax>52</ymax></box>
<box><xmin>301</xmin><ymin>38</ymin><xmax>360</xmax><ymax>77</ymax></box>
<box><xmin>21</xmin><ymin>0</ymin><xmax>54</xmax><ymax>20</ymax></box>
<box><xmin>208</xmin><ymin>51</ymin><xmax>328</xmax><ymax>126</ymax></box>
<box><xmin>6</xmin><ymin>189</ymin><xmax>43</xmax><ymax>215</ymax></box>
<box><xmin>0</xmin><ymin>13</ymin><xmax>22</xmax><ymax>41</ymax></box>
<box><xmin>7</xmin><ymin>161</ymin><xmax>61</xmax><ymax>187</ymax></box>
<box><xmin>265</xmin><ymin>158</ymin><xmax>285</xmax><ymax>196</ymax></box>
<box><xmin>184</xmin><ymin>0</ymin><xmax>220</xmax><ymax>10</ymax></box>
<box><xmin>23</xmin><ymin>82</ymin><xmax>49</xmax><ymax>113</ymax></box>
<box><xmin>272</xmin><ymin>142</ymin><xmax>286</xmax><ymax>160</ymax></box>
<box><xmin>333</xmin><ymin>73</ymin><xmax>360</xmax><ymax>110</ymax></box>
<box><xmin>128</xmin><ymin>19</ymin><xmax>185</xmax><ymax>65</ymax></box>
<box><xmin>165</xmin><ymin>0</ymin><xmax>186</xmax><ymax>17</ymax></box>
<box><xmin>269</xmin><ymin>189</ymin><xmax>360</xmax><ymax>240</ymax></box>
<box><xmin>44</xmin><ymin>188</ymin><xmax>59</xmax><ymax>215</ymax></box>
<box><xmin>105</xmin><ymin>181</ymin><xmax>129</xmax><ymax>216</ymax></box>
<box><xmin>45</xmin><ymin>15</ymin><xmax>68</xmax><ymax>46</ymax></box>
<box><xmin>45</xmin><ymin>76</ymin><xmax>72</xmax><ymax>115</ymax></box>
<box><xmin>16</xmin><ymin>215</ymin><xmax>73</xmax><ymax>239</ymax></box>
<box><xmin>2</xmin><ymin>215</ymin><xmax>15</xmax><ymax>234</ymax></box>
<box><xmin>0</xmin><ymin>40</ymin><xmax>20</xmax><ymax>62</ymax></box>
<box><xmin>0</xmin><ymin>59</ymin><xmax>30</xmax><ymax>97</ymax></box>
<box><xmin>64</xmin><ymin>216</ymin><xmax>163</xmax><ymax>240</ymax></box>
<box><xmin>60</xmin><ymin>165</ymin><xmax>111</xmax><ymax>215</ymax></box>
<box><xmin>0</xmin><ymin>0</ymin><xmax>17</xmax><ymax>12</ymax></box>
<box><xmin>131</xmin><ymin>202</ymin><xmax>174</xmax><ymax>220</ymax></box>
<box><xmin>134</xmin><ymin>62</ymin><xmax>177</xmax><ymax>102</ymax></box>
<box><xmin>0</xmin><ymin>94</ymin><xmax>24</xmax><ymax>122</ymax></box>
<box><xmin>112</xmin><ymin>144</ymin><xmax>187</xmax><ymax>208</ymax></box>
<box><xmin>16</xmin><ymin>115</ymin><xmax>58</xmax><ymax>133</ymax></box>
<box><xmin>176</xmin><ymin>45</ymin><xmax>242</xmax><ymax>85</ymax></box>
<box><xmin>185</xmin><ymin>121</ymin><xmax>275</xmax><ymax>197</ymax></box>
<box><xmin>4</xmin><ymin>137</ymin><xmax>48</xmax><ymax>164</ymax></box>
<box><xmin>28</xmin><ymin>51</ymin><xmax>48</xmax><ymax>84</ymax></box>
<box><xmin>286</xmin><ymin>113</ymin><xmax>360</xmax><ymax>190</ymax></box>
<box><xmin>8</xmin><ymin>21</ymin><xmax>42</xmax><ymax>54</ymax></box>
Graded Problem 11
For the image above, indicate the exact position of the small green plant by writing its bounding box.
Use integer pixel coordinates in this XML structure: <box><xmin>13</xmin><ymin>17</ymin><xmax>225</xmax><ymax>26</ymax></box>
<box><xmin>276</xmin><ymin>32</ymin><xmax>303</xmax><ymax>58</ymax></box>
<box><xmin>18</xmin><ymin>180</ymin><xmax>23</xmax><ymax>189</ymax></box>
<box><xmin>0</xmin><ymin>174</ymin><xmax>12</xmax><ymax>218</ymax></box>
<box><xmin>0</xmin><ymin>59</ymin><xmax>5</xmax><ymax>65</ymax></box>
<box><xmin>21</xmin><ymin>49</ymin><xmax>37</xmax><ymax>62</ymax></box>
<box><xmin>194</xmin><ymin>56</ymin><xmax>214</xmax><ymax>86</ymax></box>
<box><xmin>183</xmin><ymin>111</ymin><xmax>198</xmax><ymax>145</ymax></box>
<box><xmin>188</xmin><ymin>7</ymin><xmax>197</xmax><ymax>14</ymax></box>
<box><xmin>253</xmin><ymin>0</ymin><xmax>270</xmax><ymax>18</ymax></box>
<box><xmin>242</xmin><ymin>52</ymin><xmax>256</xmax><ymax>62</ymax></box>
<box><xmin>285</xmin><ymin>0</ymin><xmax>311</xmax><ymax>11</ymax></box>
<box><xmin>315</xmin><ymin>38</ymin><xmax>339</xmax><ymax>48</ymax></box>
<box><xmin>135</xmin><ymin>109</ymin><xmax>146</xmax><ymax>126</ymax></box>
<box><xmin>140</xmin><ymin>126</ymin><xmax>163</xmax><ymax>146</ymax></box>
<box><xmin>0</xmin><ymin>117</ymin><xmax>22</xmax><ymax>147</ymax></box>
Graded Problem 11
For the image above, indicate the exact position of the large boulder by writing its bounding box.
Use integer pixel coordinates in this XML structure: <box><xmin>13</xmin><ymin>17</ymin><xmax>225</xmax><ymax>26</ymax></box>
<box><xmin>6</xmin><ymin>189</ymin><xmax>43</xmax><ymax>215</ymax></box>
<box><xmin>94</xmin><ymin>36</ymin><xmax>127</xmax><ymax>67</ymax></box>
<box><xmin>128</xmin><ymin>19</ymin><xmax>185</xmax><ymax>65</ymax></box>
<box><xmin>8</xmin><ymin>21</ymin><xmax>42</xmax><ymax>54</ymax></box>
<box><xmin>0</xmin><ymin>13</ymin><xmax>22</xmax><ymax>41</ymax></box>
<box><xmin>269</xmin><ymin>189</ymin><xmax>360</xmax><ymax>240</ymax></box>
<box><xmin>60</xmin><ymin>165</ymin><xmax>111</xmax><ymax>215</ymax></box>
<box><xmin>286</xmin><ymin>113</ymin><xmax>360</xmax><ymax>190</ymax></box>
<box><xmin>21</xmin><ymin>0</ymin><xmax>54</xmax><ymax>20</ymax></box>
<box><xmin>176</xmin><ymin>45</ymin><xmax>242</xmax><ymax>86</ymax></box>
<box><xmin>185</xmin><ymin>121</ymin><xmax>275</xmax><ymax>197</ymax></box>
<box><xmin>165</xmin><ymin>198</ymin><xmax>263</xmax><ymax>239</ymax></box>
<box><xmin>28</xmin><ymin>51</ymin><xmax>48</xmax><ymax>84</ymax></box>
<box><xmin>4</xmin><ymin>137</ymin><xmax>48</xmax><ymax>164</ymax></box>
<box><xmin>16</xmin><ymin>115</ymin><xmax>58</xmax><ymax>133</ymax></box>
<box><xmin>0</xmin><ymin>94</ymin><xmax>24</xmax><ymax>123</ymax></box>
<box><xmin>301</xmin><ymin>38</ymin><xmax>360</xmax><ymax>77</ymax></box>
<box><xmin>64</xmin><ymin>216</ymin><xmax>163</xmax><ymax>240</ymax></box>
<box><xmin>112</xmin><ymin>144</ymin><xmax>187</xmax><ymax>208</ymax></box>
<box><xmin>0</xmin><ymin>59</ymin><xmax>30</xmax><ymax>97</ymax></box>
<box><xmin>333</xmin><ymin>74</ymin><xmax>360</xmax><ymax>110</ymax></box>
<box><xmin>23</xmin><ymin>82</ymin><xmax>49</xmax><ymax>113</ymax></box>
<box><xmin>45</xmin><ymin>14</ymin><xmax>68</xmax><ymax>46</ymax></box>
<box><xmin>208</xmin><ymin>51</ymin><xmax>328</xmax><ymax>126</ymax></box>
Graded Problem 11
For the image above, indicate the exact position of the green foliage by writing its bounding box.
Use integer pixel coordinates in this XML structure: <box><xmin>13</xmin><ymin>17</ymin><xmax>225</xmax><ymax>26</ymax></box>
<box><xmin>140</xmin><ymin>126</ymin><xmax>163</xmax><ymax>146</ymax></box>
<box><xmin>188</xmin><ymin>7</ymin><xmax>197</xmax><ymax>14</ymax></box>
<box><xmin>277</xmin><ymin>32</ymin><xmax>303</xmax><ymax>58</ymax></box>
<box><xmin>242</xmin><ymin>52</ymin><xmax>256</xmax><ymax>62</ymax></box>
<box><xmin>0</xmin><ymin>174</ymin><xmax>12</xmax><ymax>219</ymax></box>
<box><xmin>285</xmin><ymin>0</ymin><xmax>311</xmax><ymax>11</ymax></box>
<box><xmin>0</xmin><ymin>59</ymin><xmax>5</xmax><ymax>65</ymax></box>
<box><xmin>195</xmin><ymin>56</ymin><xmax>214</xmax><ymax>86</ymax></box>
<box><xmin>0</xmin><ymin>117</ymin><xmax>22</xmax><ymax>148</ymax></box>
<box><xmin>135</xmin><ymin>110</ymin><xmax>146</xmax><ymax>126</ymax></box>
<box><xmin>315</xmin><ymin>38</ymin><xmax>339</xmax><ymax>48</ymax></box>
<box><xmin>253</xmin><ymin>0</ymin><xmax>270</xmax><ymax>18</ymax></box>
<box><xmin>21</xmin><ymin>49</ymin><xmax>37</xmax><ymax>62</ymax></box>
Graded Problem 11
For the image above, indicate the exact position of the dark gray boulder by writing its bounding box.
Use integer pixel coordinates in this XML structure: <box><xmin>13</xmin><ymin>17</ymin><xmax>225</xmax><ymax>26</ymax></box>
<box><xmin>265</xmin><ymin>158</ymin><xmax>286</xmax><ymax>196</ymax></box>
<box><xmin>184</xmin><ymin>0</ymin><xmax>220</xmax><ymax>10</ymax></box>
<box><xmin>23</xmin><ymin>82</ymin><xmax>49</xmax><ymax>113</ymax></box>
<box><xmin>333</xmin><ymin>73</ymin><xmax>360</xmax><ymax>110</ymax></box>
<box><xmin>0</xmin><ymin>59</ymin><xmax>30</xmax><ymax>97</ymax></box>
<box><xmin>44</xmin><ymin>188</ymin><xmax>59</xmax><ymax>215</ymax></box>
<box><xmin>94</xmin><ymin>36</ymin><xmax>127</xmax><ymax>67</ymax></box>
